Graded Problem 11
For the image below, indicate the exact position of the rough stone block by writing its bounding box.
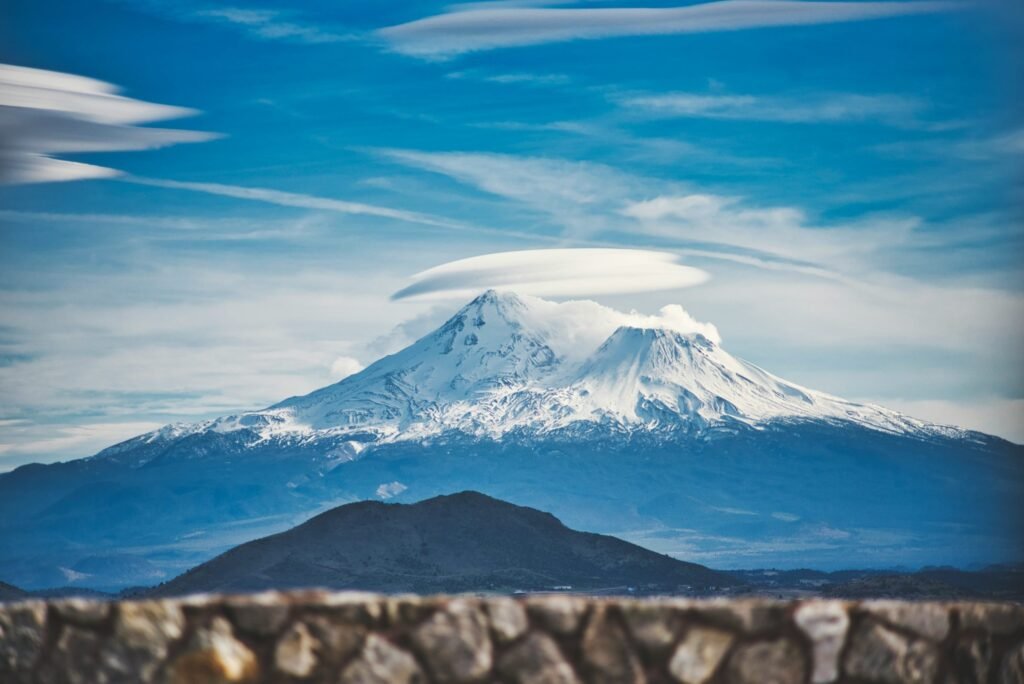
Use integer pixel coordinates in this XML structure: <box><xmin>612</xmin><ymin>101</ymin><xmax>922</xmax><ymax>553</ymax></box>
<box><xmin>844</xmin><ymin>619</ymin><xmax>940</xmax><ymax>684</ymax></box>
<box><xmin>498</xmin><ymin>631</ymin><xmax>580</xmax><ymax>684</ymax></box>
<box><xmin>580</xmin><ymin>605</ymin><xmax>645</xmax><ymax>684</ymax></box>
<box><xmin>526</xmin><ymin>595</ymin><xmax>589</xmax><ymax>636</ymax></box>
<box><xmin>726</xmin><ymin>637</ymin><xmax>805</xmax><ymax>684</ymax></box>
<box><xmin>668</xmin><ymin>626</ymin><xmax>733</xmax><ymax>684</ymax></box>
<box><xmin>0</xmin><ymin>601</ymin><xmax>47</xmax><ymax>683</ymax></box>
<box><xmin>341</xmin><ymin>634</ymin><xmax>424</xmax><ymax>684</ymax></box>
<box><xmin>863</xmin><ymin>600</ymin><xmax>950</xmax><ymax>642</ymax></box>
<box><xmin>412</xmin><ymin>598</ymin><xmax>493</xmax><ymax>683</ymax></box>
<box><xmin>168</xmin><ymin>615</ymin><xmax>259</xmax><ymax>684</ymax></box>
<box><xmin>621</xmin><ymin>601</ymin><xmax>686</xmax><ymax>655</ymax></box>
<box><xmin>486</xmin><ymin>596</ymin><xmax>529</xmax><ymax>644</ymax></box>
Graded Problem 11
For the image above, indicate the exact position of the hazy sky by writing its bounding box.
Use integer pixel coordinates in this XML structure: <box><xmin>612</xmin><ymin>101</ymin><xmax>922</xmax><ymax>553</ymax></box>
<box><xmin>1</xmin><ymin>0</ymin><xmax>1022</xmax><ymax>469</ymax></box>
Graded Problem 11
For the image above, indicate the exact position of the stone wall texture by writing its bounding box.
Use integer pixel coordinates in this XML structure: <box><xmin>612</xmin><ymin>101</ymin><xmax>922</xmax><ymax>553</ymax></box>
<box><xmin>1</xmin><ymin>593</ymin><xmax>1022</xmax><ymax>684</ymax></box>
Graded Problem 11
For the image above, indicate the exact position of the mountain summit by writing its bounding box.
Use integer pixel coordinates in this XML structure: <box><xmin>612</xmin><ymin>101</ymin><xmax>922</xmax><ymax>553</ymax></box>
<box><xmin>1</xmin><ymin>291</ymin><xmax>1021</xmax><ymax>590</ymax></box>
<box><xmin>134</xmin><ymin>289</ymin><xmax>958</xmax><ymax>451</ymax></box>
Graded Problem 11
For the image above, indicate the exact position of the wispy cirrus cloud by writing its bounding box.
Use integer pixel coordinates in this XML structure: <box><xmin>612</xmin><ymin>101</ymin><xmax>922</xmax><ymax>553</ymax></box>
<box><xmin>617</xmin><ymin>91</ymin><xmax>929</xmax><ymax>126</ymax></box>
<box><xmin>190</xmin><ymin>7</ymin><xmax>354</xmax><ymax>44</ymax></box>
<box><xmin>873</xmin><ymin>127</ymin><xmax>1024</xmax><ymax>160</ymax></box>
<box><xmin>110</xmin><ymin>1</ymin><xmax>354</xmax><ymax>44</ymax></box>
<box><xmin>122</xmin><ymin>176</ymin><xmax>464</xmax><ymax>229</ymax></box>
<box><xmin>378</xmin><ymin>0</ymin><xmax>959</xmax><ymax>59</ymax></box>
<box><xmin>0</xmin><ymin>63</ymin><xmax>217</xmax><ymax>184</ymax></box>
<box><xmin>379</xmin><ymin>147</ymin><xmax>920</xmax><ymax>275</ymax></box>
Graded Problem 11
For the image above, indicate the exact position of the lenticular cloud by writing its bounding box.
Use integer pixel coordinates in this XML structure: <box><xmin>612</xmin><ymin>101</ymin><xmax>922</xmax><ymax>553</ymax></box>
<box><xmin>0</xmin><ymin>63</ymin><xmax>216</xmax><ymax>184</ymax></box>
<box><xmin>391</xmin><ymin>248</ymin><xmax>710</xmax><ymax>301</ymax></box>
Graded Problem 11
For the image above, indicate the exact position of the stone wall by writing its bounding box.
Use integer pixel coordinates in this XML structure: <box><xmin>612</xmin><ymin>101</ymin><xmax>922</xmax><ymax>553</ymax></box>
<box><xmin>1</xmin><ymin>593</ymin><xmax>1022</xmax><ymax>683</ymax></box>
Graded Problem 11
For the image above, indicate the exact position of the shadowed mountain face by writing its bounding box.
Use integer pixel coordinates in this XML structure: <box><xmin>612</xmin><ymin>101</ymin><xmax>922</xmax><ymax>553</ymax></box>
<box><xmin>150</xmin><ymin>492</ymin><xmax>735</xmax><ymax>596</ymax></box>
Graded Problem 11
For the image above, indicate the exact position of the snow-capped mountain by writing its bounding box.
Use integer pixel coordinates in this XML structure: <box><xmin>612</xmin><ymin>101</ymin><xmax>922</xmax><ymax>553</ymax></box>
<box><xmin>3</xmin><ymin>290</ymin><xmax>1020</xmax><ymax>591</ymax></box>
<box><xmin>136</xmin><ymin>290</ymin><xmax>958</xmax><ymax>450</ymax></box>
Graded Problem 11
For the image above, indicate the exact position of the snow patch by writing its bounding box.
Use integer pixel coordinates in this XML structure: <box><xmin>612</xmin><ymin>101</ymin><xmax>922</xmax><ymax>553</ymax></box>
<box><xmin>376</xmin><ymin>481</ymin><xmax>408</xmax><ymax>499</ymax></box>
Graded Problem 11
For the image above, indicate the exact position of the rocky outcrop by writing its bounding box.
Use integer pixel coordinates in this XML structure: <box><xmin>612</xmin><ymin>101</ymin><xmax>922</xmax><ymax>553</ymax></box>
<box><xmin>1</xmin><ymin>593</ymin><xmax>1022</xmax><ymax>683</ymax></box>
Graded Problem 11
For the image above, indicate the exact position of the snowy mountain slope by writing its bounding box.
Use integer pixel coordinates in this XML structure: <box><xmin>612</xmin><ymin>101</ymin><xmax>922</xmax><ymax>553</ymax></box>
<box><xmin>124</xmin><ymin>289</ymin><xmax>963</xmax><ymax>454</ymax></box>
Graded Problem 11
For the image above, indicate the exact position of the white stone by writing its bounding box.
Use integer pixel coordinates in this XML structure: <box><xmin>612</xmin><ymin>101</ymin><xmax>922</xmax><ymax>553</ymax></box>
<box><xmin>795</xmin><ymin>601</ymin><xmax>850</xmax><ymax>683</ymax></box>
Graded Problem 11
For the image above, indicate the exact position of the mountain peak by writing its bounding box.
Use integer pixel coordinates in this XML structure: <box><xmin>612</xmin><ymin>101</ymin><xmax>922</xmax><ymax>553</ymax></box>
<box><xmin>455</xmin><ymin>289</ymin><xmax>529</xmax><ymax>325</ymax></box>
<box><xmin>468</xmin><ymin>288</ymin><xmax>518</xmax><ymax>306</ymax></box>
<box><xmin>149</xmin><ymin>290</ymin><xmax>938</xmax><ymax>447</ymax></box>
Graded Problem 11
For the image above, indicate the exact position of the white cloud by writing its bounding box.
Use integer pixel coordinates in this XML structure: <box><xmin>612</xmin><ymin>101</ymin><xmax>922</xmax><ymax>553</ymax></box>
<box><xmin>379</xmin><ymin>0</ymin><xmax>957</xmax><ymax>58</ymax></box>
<box><xmin>0</xmin><ymin>421</ymin><xmax>164</xmax><ymax>472</ymax></box>
<box><xmin>621</xmin><ymin>193</ymin><xmax>918</xmax><ymax>269</ymax></box>
<box><xmin>330</xmin><ymin>356</ymin><xmax>365</xmax><ymax>380</ymax></box>
<box><xmin>879</xmin><ymin>398</ymin><xmax>1024</xmax><ymax>445</ymax></box>
<box><xmin>873</xmin><ymin>127</ymin><xmax>1024</xmax><ymax>161</ymax></box>
<box><xmin>0</xmin><ymin>63</ymin><xmax>217</xmax><ymax>184</ymax></box>
<box><xmin>391</xmin><ymin>248</ymin><xmax>710</xmax><ymax>301</ymax></box>
<box><xmin>113</xmin><ymin>1</ymin><xmax>353</xmax><ymax>44</ymax></box>
<box><xmin>380</xmin><ymin>148</ymin><xmax>643</xmax><ymax>236</ymax></box>
<box><xmin>618</xmin><ymin>91</ymin><xmax>927</xmax><ymax>126</ymax></box>
<box><xmin>772</xmin><ymin>512</ymin><xmax>801</xmax><ymax>522</ymax></box>
<box><xmin>124</xmin><ymin>176</ymin><xmax>467</xmax><ymax>230</ymax></box>
<box><xmin>192</xmin><ymin>7</ymin><xmax>354</xmax><ymax>44</ymax></box>
<box><xmin>0</xmin><ymin>257</ymin><xmax>412</xmax><ymax>467</ymax></box>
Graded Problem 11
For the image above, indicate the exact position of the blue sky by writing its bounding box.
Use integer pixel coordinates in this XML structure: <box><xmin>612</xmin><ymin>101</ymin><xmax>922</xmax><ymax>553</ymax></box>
<box><xmin>0</xmin><ymin>0</ymin><xmax>1022</xmax><ymax>467</ymax></box>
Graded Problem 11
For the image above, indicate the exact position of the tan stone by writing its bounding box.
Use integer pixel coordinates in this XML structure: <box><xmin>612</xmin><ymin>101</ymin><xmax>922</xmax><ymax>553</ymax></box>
<box><xmin>168</xmin><ymin>616</ymin><xmax>259</xmax><ymax>684</ymax></box>
<box><xmin>274</xmin><ymin>621</ymin><xmax>317</xmax><ymax>677</ymax></box>
<box><xmin>0</xmin><ymin>601</ymin><xmax>47</xmax><ymax>683</ymax></box>
<box><xmin>55</xmin><ymin>598</ymin><xmax>111</xmax><ymax>625</ymax></box>
<box><xmin>954</xmin><ymin>636</ymin><xmax>993</xmax><ymax>684</ymax></box>
<box><xmin>526</xmin><ymin>595</ymin><xmax>588</xmax><ymax>635</ymax></box>
<box><xmin>1002</xmin><ymin>641</ymin><xmax>1024</xmax><ymax>684</ymax></box>
<box><xmin>958</xmin><ymin>603</ymin><xmax>1024</xmax><ymax>636</ymax></box>
<box><xmin>99</xmin><ymin>600</ymin><xmax>186</xmax><ymax>682</ymax></box>
<box><xmin>699</xmin><ymin>598</ymin><xmax>786</xmax><ymax>633</ymax></box>
<box><xmin>726</xmin><ymin>637</ymin><xmax>805</xmax><ymax>684</ymax></box>
<box><xmin>226</xmin><ymin>593</ymin><xmax>290</xmax><ymax>636</ymax></box>
<box><xmin>844</xmin><ymin>620</ymin><xmax>939</xmax><ymax>684</ymax></box>
<box><xmin>37</xmin><ymin>625</ymin><xmax>103</xmax><ymax>684</ymax></box>
<box><xmin>863</xmin><ymin>600</ymin><xmax>950</xmax><ymax>642</ymax></box>
<box><xmin>621</xmin><ymin>602</ymin><xmax>684</xmax><ymax>654</ymax></box>
<box><xmin>341</xmin><ymin>634</ymin><xmax>424</xmax><ymax>684</ymax></box>
<box><xmin>383</xmin><ymin>595</ymin><xmax>436</xmax><ymax>626</ymax></box>
<box><xmin>301</xmin><ymin>614</ymin><xmax>366</xmax><ymax>669</ymax></box>
<box><xmin>498</xmin><ymin>632</ymin><xmax>580</xmax><ymax>684</ymax></box>
<box><xmin>581</xmin><ymin>605</ymin><xmax>645</xmax><ymax>684</ymax></box>
<box><xmin>486</xmin><ymin>596</ymin><xmax>529</xmax><ymax>643</ymax></box>
<box><xmin>668</xmin><ymin>626</ymin><xmax>733</xmax><ymax>684</ymax></box>
<box><xmin>115</xmin><ymin>601</ymin><xmax>186</xmax><ymax>648</ymax></box>
<box><xmin>412</xmin><ymin>598</ymin><xmax>493</xmax><ymax>682</ymax></box>
<box><xmin>795</xmin><ymin>600</ymin><xmax>850</xmax><ymax>683</ymax></box>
